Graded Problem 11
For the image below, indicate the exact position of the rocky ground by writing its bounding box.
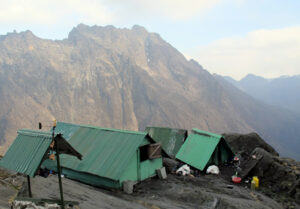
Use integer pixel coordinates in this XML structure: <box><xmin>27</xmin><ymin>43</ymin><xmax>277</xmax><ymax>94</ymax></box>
<box><xmin>14</xmin><ymin>174</ymin><xmax>286</xmax><ymax>209</ymax></box>
<box><xmin>224</xmin><ymin>133</ymin><xmax>300</xmax><ymax>208</ymax></box>
<box><xmin>0</xmin><ymin>167</ymin><xmax>23</xmax><ymax>208</ymax></box>
<box><xmin>1</xmin><ymin>165</ymin><xmax>298</xmax><ymax>209</ymax></box>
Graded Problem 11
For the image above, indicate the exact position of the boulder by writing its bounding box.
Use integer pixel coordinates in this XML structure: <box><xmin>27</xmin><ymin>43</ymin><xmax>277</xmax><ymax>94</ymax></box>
<box><xmin>223</xmin><ymin>133</ymin><xmax>279</xmax><ymax>159</ymax></box>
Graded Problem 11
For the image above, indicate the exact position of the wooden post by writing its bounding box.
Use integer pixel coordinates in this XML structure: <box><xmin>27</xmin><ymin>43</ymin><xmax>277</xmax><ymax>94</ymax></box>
<box><xmin>27</xmin><ymin>175</ymin><xmax>32</xmax><ymax>197</ymax></box>
<box><xmin>53</xmin><ymin>122</ymin><xmax>65</xmax><ymax>209</ymax></box>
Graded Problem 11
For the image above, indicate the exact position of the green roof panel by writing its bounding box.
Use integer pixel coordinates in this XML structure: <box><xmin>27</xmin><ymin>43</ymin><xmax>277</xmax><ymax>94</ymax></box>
<box><xmin>54</xmin><ymin>123</ymin><xmax>80</xmax><ymax>141</ymax></box>
<box><xmin>145</xmin><ymin>127</ymin><xmax>187</xmax><ymax>158</ymax></box>
<box><xmin>176</xmin><ymin>132</ymin><xmax>221</xmax><ymax>171</ymax></box>
<box><xmin>0</xmin><ymin>129</ymin><xmax>53</xmax><ymax>177</ymax></box>
<box><xmin>192</xmin><ymin>128</ymin><xmax>222</xmax><ymax>138</ymax></box>
<box><xmin>52</xmin><ymin>122</ymin><xmax>149</xmax><ymax>181</ymax></box>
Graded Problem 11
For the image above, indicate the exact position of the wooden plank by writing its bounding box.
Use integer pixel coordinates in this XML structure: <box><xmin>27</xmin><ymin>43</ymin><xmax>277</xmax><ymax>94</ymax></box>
<box><xmin>148</xmin><ymin>144</ymin><xmax>161</xmax><ymax>159</ymax></box>
<box><xmin>14</xmin><ymin>197</ymin><xmax>79</xmax><ymax>206</ymax></box>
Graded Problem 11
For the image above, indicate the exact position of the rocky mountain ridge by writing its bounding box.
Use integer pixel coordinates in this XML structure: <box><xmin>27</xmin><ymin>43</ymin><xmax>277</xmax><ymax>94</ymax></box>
<box><xmin>224</xmin><ymin>74</ymin><xmax>300</xmax><ymax>114</ymax></box>
<box><xmin>0</xmin><ymin>24</ymin><xmax>299</xmax><ymax>160</ymax></box>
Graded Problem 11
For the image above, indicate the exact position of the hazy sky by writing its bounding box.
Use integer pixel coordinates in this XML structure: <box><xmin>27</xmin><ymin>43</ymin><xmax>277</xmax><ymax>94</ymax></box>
<box><xmin>0</xmin><ymin>0</ymin><xmax>299</xmax><ymax>80</ymax></box>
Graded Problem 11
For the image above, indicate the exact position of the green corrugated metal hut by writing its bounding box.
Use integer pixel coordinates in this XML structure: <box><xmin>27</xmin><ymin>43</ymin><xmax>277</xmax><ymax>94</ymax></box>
<box><xmin>176</xmin><ymin>128</ymin><xmax>234</xmax><ymax>171</ymax></box>
<box><xmin>43</xmin><ymin>122</ymin><xmax>163</xmax><ymax>189</ymax></box>
<box><xmin>0</xmin><ymin>129</ymin><xmax>81</xmax><ymax>177</ymax></box>
<box><xmin>145</xmin><ymin>127</ymin><xmax>187</xmax><ymax>159</ymax></box>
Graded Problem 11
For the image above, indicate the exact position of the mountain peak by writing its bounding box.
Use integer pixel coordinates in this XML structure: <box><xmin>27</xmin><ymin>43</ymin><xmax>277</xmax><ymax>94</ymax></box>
<box><xmin>242</xmin><ymin>73</ymin><xmax>262</xmax><ymax>80</ymax></box>
<box><xmin>69</xmin><ymin>24</ymin><xmax>117</xmax><ymax>35</ymax></box>
<box><xmin>132</xmin><ymin>25</ymin><xmax>147</xmax><ymax>32</ymax></box>
<box><xmin>20</xmin><ymin>30</ymin><xmax>35</xmax><ymax>38</ymax></box>
<box><xmin>74</xmin><ymin>23</ymin><xmax>91</xmax><ymax>31</ymax></box>
<box><xmin>0</xmin><ymin>30</ymin><xmax>36</xmax><ymax>41</ymax></box>
<box><xmin>68</xmin><ymin>24</ymin><xmax>149</xmax><ymax>42</ymax></box>
<box><xmin>240</xmin><ymin>74</ymin><xmax>266</xmax><ymax>83</ymax></box>
<box><xmin>70</xmin><ymin>24</ymin><xmax>149</xmax><ymax>36</ymax></box>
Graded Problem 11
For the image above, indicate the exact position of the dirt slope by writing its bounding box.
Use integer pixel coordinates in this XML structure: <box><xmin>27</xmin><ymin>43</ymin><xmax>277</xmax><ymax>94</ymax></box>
<box><xmin>23</xmin><ymin>175</ymin><xmax>285</xmax><ymax>209</ymax></box>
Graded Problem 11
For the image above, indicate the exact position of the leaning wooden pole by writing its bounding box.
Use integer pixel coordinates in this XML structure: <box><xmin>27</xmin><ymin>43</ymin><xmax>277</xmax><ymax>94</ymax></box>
<box><xmin>27</xmin><ymin>175</ymin><xmax>32</xmax><ymax>197</ymax></box>
<box><xmin>53</xmin><ymin>120</ymin><xmax>65</xmax><ymax>209</ymax></box>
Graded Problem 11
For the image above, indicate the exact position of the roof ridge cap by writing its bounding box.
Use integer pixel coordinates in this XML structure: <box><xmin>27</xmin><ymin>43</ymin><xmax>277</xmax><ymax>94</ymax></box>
<box><xmin>57</xmin><ymin>122</ymin><xmax>146</xmax><ymax>135</ymax></box>
<box><xmin>18</xmin><ymin>129</ymin><xmax>52</xmax><ymax>136</ymax></box>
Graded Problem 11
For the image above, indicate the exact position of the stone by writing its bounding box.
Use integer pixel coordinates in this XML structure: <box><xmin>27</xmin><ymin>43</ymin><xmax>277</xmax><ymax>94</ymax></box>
<box><xmin>123</xmin><ymin>181</ymin><xmax>135</xmax><ymax>194</ymax></box>
<box><xmin>156</xmin><ymin>167</ymin><xmax>167</xmax><ymax>180</ymax></box>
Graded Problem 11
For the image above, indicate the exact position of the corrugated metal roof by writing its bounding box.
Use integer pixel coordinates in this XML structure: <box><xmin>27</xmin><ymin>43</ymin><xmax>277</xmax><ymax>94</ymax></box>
<box><xmin>176</xmin><ymin>129</ymin><xmax>221</xmax><ymax>171</ymax></box>
<box><xmin>54</xmin><ymin>123</ymin><xmax>80</xmax><ymax>141</ymax></box>
<box><xmin>145</xmin><ymin>127</ymin><xmax>187</xmax><ymax>158</ymax></box>
<box><xmin>192</xmin><ymin>128</ymin><xmax>222</xmax><ymax>138</ymax></box>
<box><xmin>0</xmin><ymin>129</ymin><xmax>82</xmax><ymax>177</ymax></box>
<box><xmin>51</xmin><ymin>122</ymin><xmax>149</xmax><ymax>181</ymax></box>
<box><xmin>0</xmin><ymin>129</ymin><xmax>53</xmax><ymax>177</ymax></box>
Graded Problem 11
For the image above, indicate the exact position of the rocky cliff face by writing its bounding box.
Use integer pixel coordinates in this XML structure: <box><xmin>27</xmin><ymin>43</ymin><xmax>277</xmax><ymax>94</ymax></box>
<box><xmin>0</xmin><ymin>24</ymin><xmax>299</xmax><ymax>159</ymax></box>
